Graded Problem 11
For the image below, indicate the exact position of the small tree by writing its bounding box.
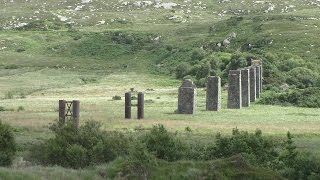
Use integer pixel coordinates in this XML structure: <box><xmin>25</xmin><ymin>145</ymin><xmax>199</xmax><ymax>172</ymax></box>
<box><xmin>0</xmin><ymin>121</ymin><xmax>17</xmax><ymax>166</ymax></box>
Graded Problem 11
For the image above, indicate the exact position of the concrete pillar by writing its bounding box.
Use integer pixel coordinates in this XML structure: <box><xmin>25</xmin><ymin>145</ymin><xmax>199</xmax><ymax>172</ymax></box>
<box><xmin>125</xmin><ymin>92</ymin><xmax>131</xmax><ymax>119</ymax></box>
<box><xmin>255</xmin><ymin>66</ymin><xmax>261</xmax><ymax>98</ymax></box>
<box><xmin>178</xmin><ymin>79</ymin><xmax>196</xmax><ymax>114</ymax></box>
<box><xmin>249</xmin><ymin>67</ymin><xmax>257</xmax><ymax>102</ymax></box>
<box><xmin>240</xmin><ymin>69</ymin><xmax>250</xmax><ymax>107</ymax></box>
<box><xmin>227</xmin><ymin>70</ymin><xmax>242</xmax><ymax>109</ymax></box>
<box><xmin>137</xmin><ymin>92</ymin><xmax>144</xmax><ymax>119</ymax></box>
<box><xmin>59</xmin><ymin>100</ymin><xmax>66</xmax><ymax>126</ymax></box>
<box><xmin>72</xmin><ymin>100</ymin><xmax>80</xmax><ymax>130</ymax></box>
<box><xmin>260</xmin><ymin>65</ymin><xmax>263</xmax><ymax>93</ymax></box>
<box><xmin>206</xmin><ymin>76</ymin><xmax>221</xmax><ymax>111</ymax></box>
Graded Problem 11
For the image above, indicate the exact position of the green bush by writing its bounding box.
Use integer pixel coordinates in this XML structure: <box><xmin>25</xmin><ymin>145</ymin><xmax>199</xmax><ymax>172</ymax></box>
<box><xmin>122</xmin><ymin>142</ymin><xmax>157</xmax><ymax>179</ymax></box>
<box><xmin>286</xmin><ymin>67</ymin><xmax>319</xmax><ymax>88</ymax></box>
<box><xmin>175</xmin><ymin>62</ymin><xmax>191</xmax><ymax>79</ymax></box>
<box><xmin>141</xmin><ymin>124</ymin><xmax>186</xmax><ymax>162</ymax></box>
<box><xmin>259</xmin><ymin>88</ymin><xmax>320</xmax><ymax>108</ymax></box>
<box><xmin>207</xmin><ymin>128</ymin><xmax>278</xmax><ymax>167</ymax></box>
<box><xmin>0</xmin><ymin>121</ymin><xmax>17</xmax><ymax>166</ymax></box>
<box><xmin>112</xmin><ymin>95</ymin><xmax>122</xmax><ymax>100</ymax></box>
<box><xmin>31</xmin><ymin>121</ymin><xmax>129</xmax><ymax>168</ymax></box>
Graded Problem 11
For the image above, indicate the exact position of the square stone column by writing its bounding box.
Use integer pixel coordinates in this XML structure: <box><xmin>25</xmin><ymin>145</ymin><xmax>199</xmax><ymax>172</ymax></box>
<box><xmin>240</xmin><ymin>69</ymin><xmax>250</xmax><ymax>107</ymax></box>
<box><xmin>178</xmin><ymin>79</ymin><xmax>196</xmax><ymax>114</ymax></box>
<box><xmin>206</xmin><ymin>76</ymin><xmax>221</xmax><ymax>111</ymax></box>
<box><xmin>249</xmin><ymin>67</ymin><xmax>256</xmax><ymax>102</ymax></box>
<box><xmin>227</xmin><ymin>70</ymin><xmax>242</xmax><ymax>109</ymax></box>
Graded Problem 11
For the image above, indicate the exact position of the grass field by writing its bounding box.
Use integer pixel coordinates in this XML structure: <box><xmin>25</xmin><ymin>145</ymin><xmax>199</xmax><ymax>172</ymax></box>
<box><xmin>1</xmin><ymin>0</ymin><xmax>320</xmax><ymax>178</ymax></box>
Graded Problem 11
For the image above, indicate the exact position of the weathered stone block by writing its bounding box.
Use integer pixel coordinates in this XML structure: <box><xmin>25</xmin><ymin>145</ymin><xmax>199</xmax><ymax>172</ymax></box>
<box><xmin>227</xmin><ymin>70</ymin><xmax>242</xmax><ymax>109</ymax></box>
<box><xmin>240</xmin><ymin>69</ymin><xmax>250</xmax><ymax>107</ymax></box>
<box><xmin>137</xmin><ymin>92</ymin><xmax>144</xmax><ymax>119</ymax></box>
<box><xmin>178</xmin><ymin>79</ymin><xmax>196</xmax><ymax>114</ymax></box>
<box><xmin>206</xmin><ymin>76</ymin><xmax>221</xmax><ymax>111</ymax></box>
<box><xmin>255</xmin><ymin>66</ymin><xmax>261</xmax><ymax>98</ymax></box>
<box><xmin>249</xmin><ymin>67</ymin><xmax>256</xmax><ymax>102</ymax></box>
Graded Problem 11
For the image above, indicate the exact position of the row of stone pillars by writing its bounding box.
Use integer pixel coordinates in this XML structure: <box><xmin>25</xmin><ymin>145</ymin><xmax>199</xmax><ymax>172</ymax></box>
<box><xmin>177</xmin><ymin>60</ymin><xmax>263</xmax><ymax>113</ymax></box>
<box><xmin>59</xmin><ymin>100</ymin><xmax>80</xmax><ymax>129</ymax></box>
<box><xmin>228</xmin><ymin>60</ymin><xmax>262</xmax><ymax>109</ymax></box>
<box><xmin>178</xmin><ymin>77</ymin><xmax>221</xmax><ymax>114</ymax></box>
<box><xmin>125</xmin><ymin>92</ymin><xmax>144</xmax><ymax>119</ymax></box>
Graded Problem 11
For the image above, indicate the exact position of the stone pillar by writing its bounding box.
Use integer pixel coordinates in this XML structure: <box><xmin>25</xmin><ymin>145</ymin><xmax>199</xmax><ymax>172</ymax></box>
<box><xmin>178</xmin><ymin>79</ymin><xmax>196</xmax><ymax>114</ymax></box>
<box><xmin>255</xmin><ymin>66</ymin><xmax>261</xmax><ymax>98</ymax></box>
<box><xmin>249</xmin><ymin>67</ymin><xmax>256</xmax><ymax>102</ymax></box>
<box><xmin>137</xmin><ymin>92</ymin><xmax>144</xmax><ymax>119</ymax></box>
<box><xmin>206</xmin><ymin>76</ymin><xmax>221</xmax><ymax>111</ymax></box>
<box><xmin>227</xmin><ymin>70</ymin><xmax>242</xmax><ymax>109</ymax></box>
<box><xmin>59</xmin><ymin>100</ymin><xmax>66</xmax><ymax>126</ymax></box>
<box><xmin>251</xmin><ymin>59</ymin><xmax>263</xmax><ymax>94</ymax></box>
<box><xmin>125</xmin><ymin>92</ymin><xmax>131</xmax><ymax>119</ymax></box>
<box><xmin>240</xmin><ymin>69</ymin><xmax>250</xmax><ymax>107</ymax></box>
<box><xmin>259</xmin><ymin>65</ymin><xmax>263</xmax><ymax>93</ymax></box>
<box><xmin>72</xmin><ymin>100</ymin><xmax>80</xmax><ymax>130</ymax></box>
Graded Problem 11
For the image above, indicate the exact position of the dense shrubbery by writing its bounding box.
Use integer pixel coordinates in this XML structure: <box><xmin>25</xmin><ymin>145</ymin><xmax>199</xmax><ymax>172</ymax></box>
<box><xmin>106</xmin><ymin>125</ymin><xmax>320</xmax><ymax>179</ymax></box>
<box><xmin>141</xmin><ymin>124</ymin><xmax>186</xmax><ymax>162</ymax></box>
<box><xmin>207</xmin><ymin>128</ymin><xmax>278</xmax><ymax>167</ymax></box>
<box><xmin>286</xmin><ymin>67</ymin><xmax>319</xmax><ymax>88</ymax></box>
<box><xmin>0</xmin><ymin>121</ymin><xmax>17</xmax><ymax>167</ymax></box>
<box><xmin>259</xmin><ymin>87</ymin><xmax>320</xmax><ymax>108</ymax></box>
<box><xmin>30</xmin><ymin>121</ymin><xmax>129</xmax><ymax>168</ymax></box>
<box><xmin>25</xmin><ymin>122</ymin><xmax>320</xmax><ymax>179</ymax></box>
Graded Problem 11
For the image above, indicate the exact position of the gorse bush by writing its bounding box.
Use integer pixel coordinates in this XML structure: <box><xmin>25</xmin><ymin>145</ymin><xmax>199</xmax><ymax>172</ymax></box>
<box><xmin>31</xmin><ymin>121</ymin><xmax>129</xmax><ymax>168</ymax></box>
<box><xmin>259</xmin><ymin>87</ymin><xmax>320</xmax><ymax>108</ymax></box>
<box><xmin>141</xmin><ymin>124</ymin><xmax>186</xmax><ymax>162</ymax></box>
<box><xmin>0</xmin><ymin>121</ymin><xmax>17</xmax><ymax>167</ymax></box>
<box><xmin>207</xmin><ymin>128</ymin><xmax>278</xmax><ymax>167</ymax></box>
<box><xmin>286</xmin><ymin>67</ymin><xmax>319</xmax><ymax>88</ymax></box>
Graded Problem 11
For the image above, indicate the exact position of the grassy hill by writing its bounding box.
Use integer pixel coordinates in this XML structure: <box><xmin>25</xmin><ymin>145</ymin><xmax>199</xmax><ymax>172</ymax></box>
<box><xmin>1</xmin><ymin>0</ymin><xmax>320</xmax><ymax>178</ymax></box>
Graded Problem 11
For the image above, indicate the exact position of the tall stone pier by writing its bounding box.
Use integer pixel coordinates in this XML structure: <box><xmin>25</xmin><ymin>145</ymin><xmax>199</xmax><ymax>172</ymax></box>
<box><xmin>206</xmin><ymin>76</ymin><xmax>221</xmax><ymax>111</ymax></box>
<box><xmin>255</xmin><ymin>66</ymin><xmax>261</xmax><ymax>98</ymax></box>
<box><xmin>227</xmin><ymin>70</ymin><xmax>242</xmax><ymax>109</ymax></box>
<box><xmin>240</xmin><ymin>69</ymin><xmax>250</xmax><ymax>107</ymax></box>
<box><xmin>251</xmin><ymin>59</ymin><xmax>263</xmax><ymax>93</ymax></box>
<box><xmin>178</xmin><ymin>79</ymin><xmax>196</xmax><ymax>114</ymax></box>
<box><xmin>249</xmin><ymin>67</ymin><xmax>256</xmax><ymax>102</ymax></box>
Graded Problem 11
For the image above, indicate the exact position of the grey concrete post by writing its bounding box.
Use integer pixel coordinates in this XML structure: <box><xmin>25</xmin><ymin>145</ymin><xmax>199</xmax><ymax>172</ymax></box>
<box><xmin>72</xmin><ymin>100</ymin><xmax>80</xmax><ymax>130</ymax></box>
<box><xmin>59</xmin><ymin>100</ymin><xmax>66</xmax><ymax>126</ymax></box>
<box><xmin>255</xmin><ymin>66</ymin><xmax>261</xmax><ymax>98</ymax></box>
<box><xmin>240</xmin><ymin>69</ymin><xmax>250</xmax><ymax>107</ymax></box>
<box><xmin>227</xmin><ymin>70</ymin><xmax>242</xmax><ymax>109</ymax></box>
<box><xmin>137</xmin><ymin>92</ymin><xmax>144</xmax><ymax>119</ymax></box>
<box><xmin>249</xmin><ymin>67</ymin><xmax>257</xmax><ymax>102</ymax></box>
<box><xmin>178</xmin><ymin>79</ymin><xmax>196</xmax><ymax>114</ymax></box>
<box><xmin>260</xmin><ymin>65</ymin><xmax>263</xmax><ymax>93</ymax></box>
<box><xmin>125</xmin><ymin>92</ymin><xmax>131</xmax><ymax>119</ymax></box>
<box><xmin>206</xmin><ymin>76</ymin><xmax>221</xmax><ymax>111</ymax></box>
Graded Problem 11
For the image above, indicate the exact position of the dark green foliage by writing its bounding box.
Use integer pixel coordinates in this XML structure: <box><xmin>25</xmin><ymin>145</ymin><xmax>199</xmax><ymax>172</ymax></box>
<box><xmin>141</xmin><ymin>124</ymin><xmax>186</xmax><ymax>162</ymax></box>
<box><xmin>121</xmin><ymin>142</ymin><xmax>158</xmax><ymax>179</ymax></box>
<box><xmin>208</xmin><ymin>128</ymin><xmax>278</xmax><ymax>167</ymax></box>
<box><xmin>175</xmin><ymin>62</ymin><xmax>191</xmax><ymax>79</ymax></box>
<box><xmin>280</xmin><ymin>132</ymin><xmax>320</xmax><ymax>179</ymax></box>
<box><xmin>259</xmin><ymin>87</ymin><xmax>320</xmax><ymax>108</ymax></box>
<box><xmin>112</xmin><ymin>95</ymin><xmax>122</xmax><ymax>100</ymax></box>
<box><xmin>286</xmin><ymin>67</ymin><xmax>319</xmax><ymax>88</ymax></box>
<box><xmin>191</xmin><ymin>48</ymin><xmax>205</xmax><ymax>61</ymax></box>
<box><xmin>227</xmin><ymin>52</ymin><xmax>248</xmax><ymax>71</ymax></box>
<box><xmin>0</xmin><ymin>121</ymin><xmax>17</xmax><ymax>166</ymax></box>
<box><xmin>31</xmin><ymin>121</ymin><xmax>129</xmax><ymax>168</ymax></box>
